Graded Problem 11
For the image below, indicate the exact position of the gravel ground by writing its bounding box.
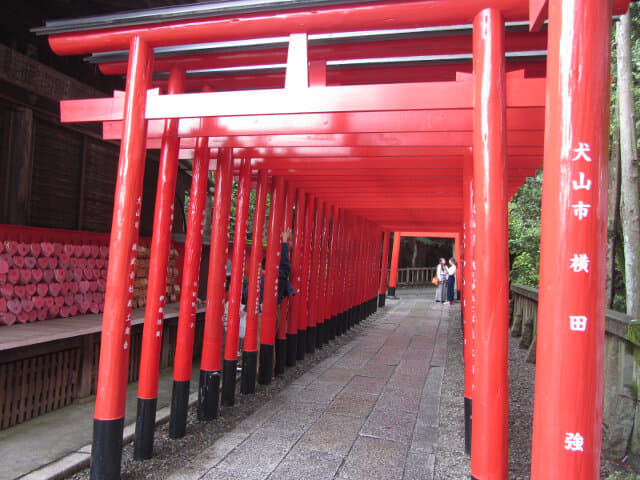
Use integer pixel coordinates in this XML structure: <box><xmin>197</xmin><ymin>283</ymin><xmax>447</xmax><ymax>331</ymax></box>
<box><xmin>434</xmin><ymin>303</ymin><xmax>639</xmax><ymax>480</ymax></box>
<box><xmin>68</xmin><ymin>321</ymin><xmax>369</xmax><ymax>480</ymax></box>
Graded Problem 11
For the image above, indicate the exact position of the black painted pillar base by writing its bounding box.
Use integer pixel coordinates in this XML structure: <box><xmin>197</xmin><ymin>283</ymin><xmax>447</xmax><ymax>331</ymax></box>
<box><xmin>387</xmin><ymin>286</ymin><xmax>396</xmax><ymax>298</ymax></box>
<box><xmin>306</xmin><ymin>326</ymin><xmax>316</xmax><ymax>354</ymax></box>
<box><xmin>258</xmin><ymin>344</ymin><xmax>274</xmax><ymax>385</ymax></box>
<box><xmin>90</xmin><ymin>417</ymin><xmax>124</xmax><ymax>480</ymax></box>
<box><xmin>275</xmin><ymin>338</ymin><xmax>287</xmax><ymax>375</ymax></box>
<box><xmin>169</xmin><ymin>380</ymin><xmax>189</xmax><ymax>439</ymax></box>
<box><xmin>296</xmin><ymin>330</ymin><xmax>306</xmax><ymax>360</ymax></box>
<box><xmin>286</xmin><ymin>333</ymin><xmax>297</xmax><ymax>366</ymax></box>
<box><xmin>134</xmin><ymin>397</ymin><xmax>157</xmax><ymax>460</ymax></box>
<box><xmin>197</xmin><ymin>370</ymin><xmax>220</xmax><ymax>421</ymax></box>
<box><xmin>336</xmin><ymin>313</ymin><xmax>344</xmax><ymax>336</ymax></box>
<box><xmin>221</xmin><ymin>359</ymin><xmax>237</xmax><ymax>406</ymax></box>
<box><xmin>322</xmin><ymin>319</ymin><xmax>330</xmax><ymax>344</ymax></box>
<box><xmin>328</xmin><ymin>316</ymin><xmax>336</xmax><ymax>340</ymax></box>
<box><xmin>464</xmin><ymin>396</ymin><xmax>472</xmax><ymax>455</ymax></box>
<box><xmin>240</xmin><ymin>351</ymin><xmax>257</xmax><ymax>394</ymax></box>
<box><xmin>315</xmin><ymin>322</ymin><xmax>324</xmax><ymax>348</ymax></box>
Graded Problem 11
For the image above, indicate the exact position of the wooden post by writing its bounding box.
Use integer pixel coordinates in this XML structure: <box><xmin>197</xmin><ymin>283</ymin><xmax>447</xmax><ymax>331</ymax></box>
<box><xmin>388</xmin><ymin>232</ymin><xmax>401</xmax><ymax>297</ymax></box>
<box><xmin>470</xmin><ymin>8</ymin><xmax>509</xmax><ymax>480</ymax></box>
<box><xmin>532</xmin><ymin>1</ymin><xmax>615</xmax><ymax>478</ymax></box>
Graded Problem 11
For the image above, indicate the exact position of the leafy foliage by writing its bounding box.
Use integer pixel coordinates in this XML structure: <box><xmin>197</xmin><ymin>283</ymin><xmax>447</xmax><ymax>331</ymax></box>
<box><xmin>508</xmin><ymin>171</ymin><xmax>542</xmax><ymax>287</ymax></box>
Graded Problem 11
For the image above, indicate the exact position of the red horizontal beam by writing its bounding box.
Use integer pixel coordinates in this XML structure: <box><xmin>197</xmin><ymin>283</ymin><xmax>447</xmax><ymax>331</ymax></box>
<box><xmin>178</xmin><ymin>144</ymin><xmax>459</xmax><ymax>158</ymax></box>
<box><xmin>271</xmin><ymin>171</ymin><xmax>532</xmax><ymax>180</ymax></box>
<box><xmin>64</xmin><ymin>81</ymin><xmax>471</xmax><ymax>122</ymax></box>
<box><xmin>49</xmin><ymin>1</ymin><xmax>535</xmax><ymax>55</ymax></box>
<box><xmin>249</xmin><ymin>157</ymin><xmax>540</xmax><ymax>169</ymax></box>
<box><xmin>178</xmin><ymin>146</ymin><xmax>473</xmax><ymax>160</ymax></box>
<box><xmin>61</xmin><ymin>78</ymin><xmax>545</xmax><ymax>123</ymax></box>
<box><xmin>234</xmin><ymin>167</ymin><xmax>538</xmax><ymax>180</ymax></box>
<box><xmin>316</xmin><ymin>203</ymin><xmax>464</xmax><ymax>211</ymax></box>
<box><xmin>98</xmin><ymin>31</ymin><xmax>548</xmax><ymax>75</ymax></box>
<box><xmin>381</xmin><ymin>224</ymin><xmax>462</xmax><ymax>231</ymax></box>
<box><xmin>151</xmin><ymin>61</ymin><xmax>546</xmax><ymax>92</ymax></box>
<box><xmin>103</xmin><ymin>107</ymin><xmax>544</xmax><ymax>139</ymax></box>
<box><xmin>280</xmin><ymin>181</ymin><xmax>528</xmax><ymax>189</ymax></box>
<box><xmin>247</xmin><ymin>145</ymin><xmax>539</xmax><ymax>157</ymax></box>
<box><xmin>147</xmin><ymin>130</ymin><xmax>542</xmax><ymax>149</ymax></box>
<box><xmin>176</xmin><ymin>146</ymin><xmax>542</xmax><ymax>161</ymax></box>
<box><xmin>251</xmin><ymin>158</ymin><xmax>464</xmax><ymax>170</ymax></box>
<box><xmin>400</xmin><ymin>231</ymin><xmax>459</xmax><ymax>238</ymax></box>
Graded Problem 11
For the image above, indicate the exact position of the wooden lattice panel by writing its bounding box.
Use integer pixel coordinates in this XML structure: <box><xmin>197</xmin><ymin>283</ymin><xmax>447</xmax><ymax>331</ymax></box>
<box><xmin>0</xmin><ymin>347</ymin><xmax>80</xmax><ymax>429</ymax></box>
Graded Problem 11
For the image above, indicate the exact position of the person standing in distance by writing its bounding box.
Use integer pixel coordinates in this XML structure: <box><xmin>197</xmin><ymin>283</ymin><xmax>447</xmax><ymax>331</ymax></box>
<box><xmin>435</xmin><ymin>258</ymin><xmax>448</xmax><ymax>302</ymax></box>
<box><xmin>444</xmin><ymin>258</ymin><xmax>457</xmax><ymax>305</ymax></box>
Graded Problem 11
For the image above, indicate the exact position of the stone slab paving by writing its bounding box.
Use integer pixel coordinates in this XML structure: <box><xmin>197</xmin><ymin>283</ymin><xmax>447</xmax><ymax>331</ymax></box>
<box><xmin>175</xmin><ymin>293</ymin><xmax>453</xmax><ymax>480</ymax></box>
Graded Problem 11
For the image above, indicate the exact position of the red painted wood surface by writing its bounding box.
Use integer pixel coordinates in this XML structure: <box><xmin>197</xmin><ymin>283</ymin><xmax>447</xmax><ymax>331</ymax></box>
<box><xmin>470</xmin><ymin>8</ymin><xmax>510</xmax><ymax>479</ymax></box>
<box><xmin>532</xmin><ymin>1</ymin><xmax>614</xmax><ymax>478</ymax></box>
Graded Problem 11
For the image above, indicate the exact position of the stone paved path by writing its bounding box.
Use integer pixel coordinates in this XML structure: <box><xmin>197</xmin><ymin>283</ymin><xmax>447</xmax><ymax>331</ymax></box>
<box><xmin>172</xmin><ymin>293</ymin><xmax>451</xmax><ymax>480</ymax></box>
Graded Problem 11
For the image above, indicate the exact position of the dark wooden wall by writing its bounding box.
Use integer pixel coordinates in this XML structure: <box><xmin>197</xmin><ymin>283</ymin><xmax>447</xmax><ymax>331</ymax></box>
<box><xmin>0</xmin><ymin>45</ymin><xmax>190</xmax><ymax>236</ymax></box>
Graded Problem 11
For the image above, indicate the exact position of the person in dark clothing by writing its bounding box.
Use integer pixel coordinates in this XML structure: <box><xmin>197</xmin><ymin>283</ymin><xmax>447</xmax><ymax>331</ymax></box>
<box><xmin>242</xmin><ymin>229</ymin><xmax>295</xmax><ymax>310</ymax></box>
<box><xmin>277</xmin><ymin>233</ymin><xmax>296</xmax><ymax>305</ymax></box>
<box><xmin>445</xmin><ymin>258</ymin><xmax>457</xmax><ymax>305</ymax></box>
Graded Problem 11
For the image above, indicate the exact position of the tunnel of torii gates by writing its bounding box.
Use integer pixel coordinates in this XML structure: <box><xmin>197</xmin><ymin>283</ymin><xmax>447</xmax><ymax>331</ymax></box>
<box><xmin>34</xmin><ymin>0</ymin><xmax>629</xmax><ymax>478</ymax></box>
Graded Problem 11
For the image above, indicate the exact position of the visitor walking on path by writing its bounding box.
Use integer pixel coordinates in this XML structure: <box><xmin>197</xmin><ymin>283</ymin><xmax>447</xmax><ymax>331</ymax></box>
<box><xmin>435</xmin><ymin>257</ymin><xmax>448</xmax><ymax>302</ymax></box>
<box><xmin>444</xmin><ymin>258</ymin><xmax>457</xmax><ymax>305</ymax></box>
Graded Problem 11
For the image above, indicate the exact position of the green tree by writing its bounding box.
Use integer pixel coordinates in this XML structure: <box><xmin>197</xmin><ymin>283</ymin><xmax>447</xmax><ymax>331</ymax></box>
<box><xmin>508</xmin><ymin>171</ymin><xmax>542</xmax><ymax>287</ymax></box>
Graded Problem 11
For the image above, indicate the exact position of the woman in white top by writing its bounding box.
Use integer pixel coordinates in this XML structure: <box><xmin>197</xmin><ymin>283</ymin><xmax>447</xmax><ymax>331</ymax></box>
<box><xmin>435</xmin><ymin>258</ymin><xmax>448</xmax><ymax>302</ymax></box>
<box><xmin>445</xmin><ymin>258</ymin><xmax>457</xmax><ymax>304</ymax></box>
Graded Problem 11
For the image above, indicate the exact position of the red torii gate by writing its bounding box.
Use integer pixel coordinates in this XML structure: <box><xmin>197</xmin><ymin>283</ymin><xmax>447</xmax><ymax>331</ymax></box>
<box><xmin>383</xmin><ymin>230</ymin><xmax>461</xmax><ymax>298</ymax></box>
<box><xmin>34</xmin><ymin>0</ymin><xmax>629</xmax><ymax>479</ymax></box>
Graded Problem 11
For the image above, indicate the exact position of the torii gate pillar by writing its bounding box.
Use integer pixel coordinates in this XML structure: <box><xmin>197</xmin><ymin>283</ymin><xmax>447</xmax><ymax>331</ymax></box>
<box><xmin>470</xmin><ymin>8</ymin><xmax>509</xmax><ymax>480</ymax></box>
<box><xmin>387</xmin><ymin>232</ymin><xmax>401</xmax><ymax>298</ymax></box>
<box><xmin>169</xmin><ymin>131</ymin><xmax>210</xmax><ymax>438</ymax></box>
<box><xmin>379</xmin><ymin>231</ymin><xmax>390</xmax><ymax>306</ymax></box>
<box><xmin>532</xmin><ymin>0</ymin><xmax>615</xmax><ymax>478</ymax></box>
<box><xmin>91</xmin><ymin>36</ymin><xmax>152</xmax><ymax>480</ymax></box>
<box><xmin>462</xmin><ymin>149</ymin><xmax>476</xmax><ymax>455</ymax></box>
<box><xmin>134</xmin><ymin>66</ymin><xmax>184</xmax><ymax>460</ymax></box>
